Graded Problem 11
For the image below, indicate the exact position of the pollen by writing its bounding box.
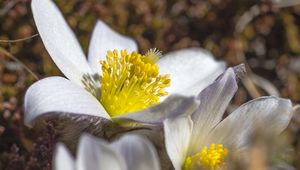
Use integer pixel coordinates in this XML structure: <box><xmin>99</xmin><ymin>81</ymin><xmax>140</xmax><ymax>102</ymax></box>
<box><xmin>183</xmin><ymin>144</ymin><xmax>228</xmax><ymax>170</ymax></box>
<box><xmin>99</xmin><ymin>49</ymin><xmax>171</xmax><ymax>116</ymax></box>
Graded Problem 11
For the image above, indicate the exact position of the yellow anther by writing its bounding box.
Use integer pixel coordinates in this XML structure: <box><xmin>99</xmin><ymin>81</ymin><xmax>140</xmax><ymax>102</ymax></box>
<box><xmin>99</xmin><ymin>49</ymin><xmax>170</xmax><ymax>116</ymax></box>
<box><xmin>183</xmin><ymin>144</ymin><xmax>228</xmax><ymax>170</ymax></box>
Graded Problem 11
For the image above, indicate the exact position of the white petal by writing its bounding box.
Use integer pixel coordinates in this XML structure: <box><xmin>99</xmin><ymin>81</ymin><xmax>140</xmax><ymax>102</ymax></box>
<box><xmin>54</xmin><ymin>143</ymin><xmax>75</xmax><ymax>170</ymax></box>
<box><xmin>157</xmin><ymin>48</ymin><xmax>226</xmax><ymax>96</ymax></box>
<box><xmin>113</xmin><ymin>134</ymin><xmax>161</xmax><ymax>170</ymax></box>
<box><xmin>24</xmin><ymin>76</ymin><xmax>110</xmax><ymax>126</ymax></box>
<box><xmin>163</xmin><ymin>116</ymin><xmax>193</xmax><ymax>170</ymax></box>
<box><xmin>206</xmin><ymin>96</ymin><xmax>293</xmax><ymax>151</ymax></box>
<box><xmin>189</xmin><ymin>68</ymin><xmax>238</xmax><ymax>153</ymax></box>
<box><xmin>88</xmin><ymin>20</ymin><xmax>138</xmax><ymax>74</ymax></box>
<box><xmin>77</xmin><ymin>134</ymin><xmax>126</xmax><ymax>170</ymax></box>
<box><xmin>31</xmin><ymin>0</ymin><xmax>92</xmax><ymax>86</ymax></box>
<box><xmin>113</xmin><ymin>95</ymin><xmax>199</xmax><ymax>124</ymax></box>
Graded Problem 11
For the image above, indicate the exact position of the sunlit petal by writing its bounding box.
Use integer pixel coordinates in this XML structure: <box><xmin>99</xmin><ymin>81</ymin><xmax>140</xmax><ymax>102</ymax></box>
<box><xmin>164</xmin><ymin>116</ymin><xmax>193</xmax><ymax>170</ymax></box>
<box><xmin>31</xmin><ymin>0</ymin><xmax>92</xmax><ymax>86</ymax></box>
<box><xmin>206</xmin><ymin>96</ymin><xmax>293</xmax><ymax>151</ymax></box>
<box><xmin>77</xmin><ymin>134</ymin><xmax>126</xmax><ymax>170</ymax></box>
<box><xmin>157</xmin><ymin>48</ymin><xmax>226</xmax><ymax>97</ymax></box>
<box><xmin>54</xmin><ymin>143</ymin><xmax>75</xmax><ymax>170</ymax></box>
<box><xmin>189</xmin><ymin>68</ymin><xmax>238</xmax><ymax>154</ymax></box>
<box><xmin>24</xmin><ymin>76</ymin><xmax>110</xmax><ymax>126</ymax></box>
<box><xmin>113</xmin><ymin>135</ymin><xmax>161</xmax><ymax>170</ymax></box>
<box><xmin>88</xmin><ymin>20</ymin><xmax>138</xmax><ymax>74</ymax></box>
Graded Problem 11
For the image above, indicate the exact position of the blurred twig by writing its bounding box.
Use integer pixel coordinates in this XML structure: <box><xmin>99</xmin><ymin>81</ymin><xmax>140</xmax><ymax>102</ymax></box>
<box><xmin>234</xmin><ymin>4</ymin><xmax>263</xmax><ymax>98</ymax></box>
<box><xmin>0</xmin><ymin>0</ymin><xmax>18</xmax><ymax>16</ymax></box>
<box><xmin>0</xmin><ymin>34</ymin><xmax>39</xmax><ymax>43</ymax></box>
<box><xmin>235</xmin><ymin>5</ymin><xmax>260</xmax><ymax>35</ymax></box>
<box><xmin>293</xmin><ymin>105</ymin><xmax>300</xmax><ymax>123</ymax></box>
<box><xmin>0</xmin><ymin>34</ymin><xmax>40</xmax><ymax>81</ymax></box>
<box><xmin>234</xmin><ymin>2</ymin><xmax>281</xmax><ymax>98</ymax></box>
<box><xmin>0</xmin><ymin>47</ymin><xmax>39</xmax><ymax>81</ymax></box>
<box><xmin>273</xmin><ymin>0</ymin><xmax>300</xmax><ymax>8</ymax></box>
<box><xmin>251</xmin><ymin>74</ymin><xmax>280</xmax><ymax>96</ymax></box>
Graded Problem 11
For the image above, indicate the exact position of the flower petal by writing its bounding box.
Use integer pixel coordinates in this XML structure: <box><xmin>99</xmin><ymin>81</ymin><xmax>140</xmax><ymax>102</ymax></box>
<box><xmin>113</xmin><ymin>134</ymin><xmax>161</xmax><ymax>170</ymax></box>
<box><xmin>163</xmin><ymin>116</ymin><xmax>193</xmax><ymax>170</ymax></box>
<box><xmin>54</xmin><ymin>143</ymin><xmax>75</xmax><ymax>170</ymax></box>
<box><xmin>24</xmin><ymin>76</ymin><xmax>110</xmax><ymax>126</ymax></box>
<box><xmin>77</xmin><ymin>134</ymin><xmax>126</xmax><ymax>170</ymax></box>
<box><xmin>189</xmin><ymin>68</ymin><xmax>238</xmax><ymax>153</ymax></box>
<box><xmin>31</xmin><ymin>0</ymin><xmax>92</xmax><ymax>86</ymax></box>
<box><xmin>113</xmin><ymin>95</ymin><xmax>199</xmax><ymax>124</ymax></box>
<box><xmin>157</xmin><ymin>48</ymin><xmax>226</xmax><ymax>96</ymax></box>
<box><xmin>88</xmin><ymin>20</ymin><xmax>138</xmax><ymax>74</ymax></box>
<box><xmin>206</xmin><ymin>96</ymin><xmax>293</xmax><ymax>151</ymax></box>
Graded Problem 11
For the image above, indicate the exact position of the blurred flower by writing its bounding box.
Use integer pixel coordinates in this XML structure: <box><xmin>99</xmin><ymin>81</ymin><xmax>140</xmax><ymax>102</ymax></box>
<box><xmin>163</xmin><ymin>67</ymin><xmax>293</xmax><ymax>170</ymax></box>
<box><xmin>24</xmin><ymin>0</ymin><xmax>225</xmax><ymax>126</ymax></box>
<box><xmin>54</xmin><ymin>134</ymin><xmax>160</xmax><ymax>170</ymax></box>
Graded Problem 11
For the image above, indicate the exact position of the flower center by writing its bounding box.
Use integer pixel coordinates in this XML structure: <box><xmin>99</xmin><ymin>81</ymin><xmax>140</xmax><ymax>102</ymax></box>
<box><xmin>99</xmin><ymin>49</ymin><xmax>171</xmax><ymax>116</ymax></box>
<box><xmin>183</xmin><ymin>144</ymin><xmax>228</xmax><ymax>170</ymax></box>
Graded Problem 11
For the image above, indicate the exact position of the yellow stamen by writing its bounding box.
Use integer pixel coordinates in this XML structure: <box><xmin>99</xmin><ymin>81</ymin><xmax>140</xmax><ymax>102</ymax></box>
<box><xmin>183</xmin><ymin>144</ymin><xmax>228</xmax><ymax>170</ymax></box>
<box><xmin>99</xmin><ymin>49</ymin><xmax>170</xmax><ymax>116</ymax></box>
<box><xmin>144</xmin><ymin>48</ymin><xmax>162</xmax><ymax>63</ymax></box>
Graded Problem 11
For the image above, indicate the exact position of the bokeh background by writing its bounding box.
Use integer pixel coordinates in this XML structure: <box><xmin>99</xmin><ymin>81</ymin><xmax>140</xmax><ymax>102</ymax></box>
<box><xmin>1</xmin><ymin>0</ymin><xmax>300</xmax><ymax>169</ymax></box>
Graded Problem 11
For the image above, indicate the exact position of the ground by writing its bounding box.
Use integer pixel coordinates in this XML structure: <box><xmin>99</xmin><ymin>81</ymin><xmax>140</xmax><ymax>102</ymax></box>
<box><xmin>1</xmin><ymin>0</ymin><xmax>300</xmax><ymax>169</ymax></box>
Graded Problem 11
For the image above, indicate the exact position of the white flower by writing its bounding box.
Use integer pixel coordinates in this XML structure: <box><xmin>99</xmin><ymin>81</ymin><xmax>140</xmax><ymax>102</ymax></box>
<box><xmin>25</xmin><ymin>0</ymin><xmax>225</xmax><ymax>125</ymax></box>
<box><xmin>24</xmin><ymin>0</ymin><xmax>225</xmax><ymax>126</ymax></box>
<box><xmin>163</xmin><ymin>67</ymin><xmax>293</xmax><ymax>170</ymax></box>
<box><xmin>54</xmin><ymin>134</ymin><xmax>160</xmax><ymax>170</ymax></box>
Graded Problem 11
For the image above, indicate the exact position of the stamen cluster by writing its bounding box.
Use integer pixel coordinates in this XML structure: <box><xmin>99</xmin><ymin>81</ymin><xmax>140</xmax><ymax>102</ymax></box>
<box><xmin>100</xmin><ymin>49</ymin><xmax>170</xmax><ymax>116</ymax></box>
<box><xmin>184</xmin><ymin>144</ymin><xmax>228</xmax><ymax>170</ymax></box>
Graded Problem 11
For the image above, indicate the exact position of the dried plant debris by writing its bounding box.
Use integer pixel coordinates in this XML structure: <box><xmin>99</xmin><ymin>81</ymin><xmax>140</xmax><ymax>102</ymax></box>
<box><xmin>1</xmin><ymin>0</ymin><xmax>300</xmax><ymax>169</ymax></box>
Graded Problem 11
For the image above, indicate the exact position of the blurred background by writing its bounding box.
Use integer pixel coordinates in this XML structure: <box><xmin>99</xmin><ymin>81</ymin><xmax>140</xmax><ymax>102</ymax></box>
<box><xmin>1</xmin><ymin>0</ymin><xmax>300</xmax><ymax>169</ymax></box>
